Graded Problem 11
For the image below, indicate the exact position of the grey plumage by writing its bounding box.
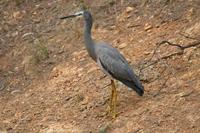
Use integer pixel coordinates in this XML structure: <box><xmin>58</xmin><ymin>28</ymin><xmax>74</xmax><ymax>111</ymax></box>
<box><xmin>96</xmin><ymin>43</ymin><xmax>144</xmax><ymax>96</ymax></box>
<box><xmin>61</xmin><ymin>10</ymin><xmax>144</xmax><ymax>96</ymax></box>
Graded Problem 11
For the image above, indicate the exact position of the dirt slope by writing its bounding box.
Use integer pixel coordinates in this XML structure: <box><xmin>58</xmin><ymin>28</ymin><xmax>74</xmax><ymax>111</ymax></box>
<box><xmin>0</xmin><ymin>0</ymin><xmax>200</xmax><ymax>133</ymax></box>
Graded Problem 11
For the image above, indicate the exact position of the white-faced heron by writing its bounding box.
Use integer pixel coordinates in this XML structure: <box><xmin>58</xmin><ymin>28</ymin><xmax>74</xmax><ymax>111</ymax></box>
<box><xmin>60</xmin><ymin>10</ymin><xmax>144</xmax><ymax>118</ymax></box>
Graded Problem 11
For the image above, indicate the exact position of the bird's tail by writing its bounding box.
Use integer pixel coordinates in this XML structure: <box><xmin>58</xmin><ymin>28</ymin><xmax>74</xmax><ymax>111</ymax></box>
<box><xmin>120</xmin><ymin>79</ymin><xmax>144</xmax><ymax>96</ymax></box>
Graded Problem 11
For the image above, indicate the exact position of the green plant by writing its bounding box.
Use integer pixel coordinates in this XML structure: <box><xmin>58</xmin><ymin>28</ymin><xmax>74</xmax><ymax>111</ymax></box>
<box><xmin>33</xmin><ymin>39</ymin><xmax>49</xmax><ymax>63</ymax></box>
<box><xmin>99</xmin><ymin>125</ymin><xmax>110</xmax><ymax>133</ymax></box>
<box><xmin>15</xmin><ymin>0</ymin><xmax>25</xmax><ymax>6</ymax></box>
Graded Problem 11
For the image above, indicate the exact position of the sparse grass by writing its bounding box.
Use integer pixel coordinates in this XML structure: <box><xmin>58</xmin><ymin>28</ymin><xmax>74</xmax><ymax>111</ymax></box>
<box><xmin>32</xmin><ymin>39</ymin><xmax>49</xmax><ymax>64</ymax></box>
<box><xmin>15</xmin><ymin>0</ymin><xmax>25</xmax><ymax>6</ymax></box>
<box><xmin>99</xmin><ymin>125</ymin><xmax>110</xmax><ymax>133</ymax></box>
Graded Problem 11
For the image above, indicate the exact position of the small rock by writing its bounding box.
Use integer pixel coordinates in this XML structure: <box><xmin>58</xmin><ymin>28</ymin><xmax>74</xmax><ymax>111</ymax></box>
<box><xmin>13</xmin><ymin>11</ymin><xmax>21</xmax><ymax>19</ymax></box>
<box><xmin>72</xmin><ymin>57</ymin><xmax>76</xmax><ymax>61</ymax></box>
<box><xmin>72</xmin><ymin>78</ymin><xmax>79</xmax><ymax>82</ymax></box>
<box><xmin>78</xmin><ymin>73</ymin><xmax>83</xmax><ymax>77</ymax></box>
<box><xmin>144</xmin><ymin>23</ymin><xmax>153</xmax><ymax>31</ymax></box>
<box><xmin>126</xmin><ymin>58</ymin><xmax>131</xmax><ymax>63</ymax></box>
<box><xmin>118</xmin><ymin>43</ymin><xmax>127</xmax><ymax>49</ymax></box>
<box><xmin>32</xmin><ymin>11</ymin><xmax>37</xmax><ymax>15</ymax></box>
<box><xmin>126</xmin><ymin>6</ymin><xmax>134</xmax><ymax>13</ymax></box>
<box><xmin>144</xmin><ymin>51</ymin><xmax>152</xmax><ymax>55</ymax></box>
<box><xmin>14</xmin><ymin>67</ymin><xmax>20</xmax><ymax>72</ymax></box>
<box><xmin>11</xmin><ymin>89</ymin><xmax>21</xmax><ymax>94</ymax></box>
<box><xmin>126</xmin><ymin>14</ymin><xmax>132</xmax><ymax>19</ymax></box>
<box><xmin>87</xmin><ymin>66</ymin><xmax>98</xmax><ymax>73</ymax></box>
<box><xmin>58</xmin><ymin>50</ymin><xmax>64</xmax><ymax>54</ymax></box>
<box><xmin>11</xmin><ymin>31</ymin><xmax>18</xmax><ymax>37</ymax></box>
<box><xmin>109</xmin><ymin>25</ymin><xmax>116</xmax><ymax>30</ymax></box>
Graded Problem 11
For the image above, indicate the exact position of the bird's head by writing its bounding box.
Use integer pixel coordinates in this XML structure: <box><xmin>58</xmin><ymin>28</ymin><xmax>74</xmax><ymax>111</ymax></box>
<box><xmin>60</xmin><ymin>10</ymin><xmax>92</xmax><ymax>22</ymax></box>
<box><xmin>82</xmin><ymin>10</ymin><xmax>92</xmax><ymax>21</ymax></box>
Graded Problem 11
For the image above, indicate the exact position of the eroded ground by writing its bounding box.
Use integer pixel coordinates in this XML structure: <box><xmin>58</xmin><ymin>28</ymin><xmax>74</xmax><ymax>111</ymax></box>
<box><xmin>0</xmin><ymin>0</ymin><xmax>200</xmax><ymax>133</ymax></box>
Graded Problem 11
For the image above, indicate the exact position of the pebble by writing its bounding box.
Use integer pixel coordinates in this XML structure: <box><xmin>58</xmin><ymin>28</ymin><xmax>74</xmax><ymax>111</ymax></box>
<box><xmin>144</xmin><ymin>51</ymin><xmax>152</xmax><ymax>55</ymax></box>
<box><xmin>118</xmin><ymin>43</ymin><xmax>127</xmax><ymax>49</ymax></box>
<box><xmin>78</xmin><ymin>73</ymin><xmax>83</xmax><ymax>77</ymax></box>
<box><xmin>126</xmin><ymin>6</ymin><xmax>134</xmax><ymax>13</ymax></box>
<box><xmin>87</xmin><ymin>67</ymin><xmax>98</xmax><ymax>73</ymax></box>
<box><xmin>13</xmin><ymin>11</ymin><xmax>21</xmax><ymax>18</ymax></box>
<box><xmin>144</xmin><ymin>23</ymin><xmax>153</xmax><ymax>31</ymax></box>
<box><xmin>11</xmin><ymin>89</ymin><xmax>21</xmax><ymax>94</ymax></box>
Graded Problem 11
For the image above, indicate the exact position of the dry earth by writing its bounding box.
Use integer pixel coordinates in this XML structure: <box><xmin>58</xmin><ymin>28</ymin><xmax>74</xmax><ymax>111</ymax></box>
<box><xmin>0</xmin><ymin>0</ymin><xmax>200</xmax><ymax>133</ymax></box>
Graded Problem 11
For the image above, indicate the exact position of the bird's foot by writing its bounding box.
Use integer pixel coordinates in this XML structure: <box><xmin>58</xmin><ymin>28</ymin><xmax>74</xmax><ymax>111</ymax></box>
<box><xmin>106</xmin><ymin>105</ymin><xmax>112</xmax><ymax>114</ymax></box>
<box><xmin>111</xmin><ymin>111</ymin><xmax>117</xmax><ymax>119</ymax></box>
<box><xmin>106</xmin><ymin>105</ymin><xmax>117</xmax><ymax>119</ymax></box>
<box><xmin>106</xmin><ymin>79</ymin><xmax>118</xmax><ymax>119</ymax></box>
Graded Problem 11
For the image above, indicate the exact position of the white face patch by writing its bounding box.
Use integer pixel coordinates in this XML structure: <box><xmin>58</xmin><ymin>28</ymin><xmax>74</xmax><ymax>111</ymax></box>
<box><xmin>75</xmin><ymin>11</ymin><xmax>84</xmax><ymax>16</ymax></box>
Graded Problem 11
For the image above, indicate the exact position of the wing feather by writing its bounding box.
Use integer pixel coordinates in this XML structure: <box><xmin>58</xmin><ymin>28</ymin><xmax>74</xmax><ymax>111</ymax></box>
<box><xmin>96</xmin><ymin>43</ymin><xmax>144</xmax><ymax>96</ymax></box>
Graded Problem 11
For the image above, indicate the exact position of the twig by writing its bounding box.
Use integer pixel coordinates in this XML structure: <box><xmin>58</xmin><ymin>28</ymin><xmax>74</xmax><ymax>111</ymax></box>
<box><xmin>182</xmin><ymin>41</ymin><xmax>200</xmax><ymax>49</ymax></box>
<box><xmin>156</xmin><ymin>40</ymin><xmax>184</xmax><ymax>49</ymax></box>
<box><xmin>101</xmin><ymin>83</ymin><xmax>111</xmax><ymax>89</ymax></box>
<box><xmin>138</xmin><ymin>38</ymin><xmax>200</xmax><ymax>84</ymax></box>
<box><xmin>156</xmin><ymin>40</ymin><xmax>200</xmax><ymax>50</ymax></box>
<box><xmin>140</xmin><ymin>39</ymin><xmax>200</xmax><ymax>72</ymax></box>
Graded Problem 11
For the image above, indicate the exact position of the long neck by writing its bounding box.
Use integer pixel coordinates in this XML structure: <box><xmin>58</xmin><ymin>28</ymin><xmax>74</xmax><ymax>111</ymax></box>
<box><xmin>84</xmin><ymin>18</ymin><xmax>96</xmax><ymax>61</ymax></box>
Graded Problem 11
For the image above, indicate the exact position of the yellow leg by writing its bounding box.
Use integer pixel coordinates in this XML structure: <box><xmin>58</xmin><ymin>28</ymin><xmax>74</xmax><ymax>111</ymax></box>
<box><xmin>106</xmin><ymin>80</ymin><xmax>117</xmax><ymax>118</ymax></box>
<box><xmin>111</xmin><ymin>79</ymin><xmax>117</xmax><ymax>118</ymax></box>
<box><xmin>106</xmin><ymin>81</ymin><xmax>114</xmax><ymax>114</ymax></box>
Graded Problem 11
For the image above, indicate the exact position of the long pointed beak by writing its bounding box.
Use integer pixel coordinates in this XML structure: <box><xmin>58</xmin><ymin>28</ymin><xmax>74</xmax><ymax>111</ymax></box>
<box><xmin>60</xmin><ymin>11</ymin><xmax>84</xmax><ymax>19</ymax></box>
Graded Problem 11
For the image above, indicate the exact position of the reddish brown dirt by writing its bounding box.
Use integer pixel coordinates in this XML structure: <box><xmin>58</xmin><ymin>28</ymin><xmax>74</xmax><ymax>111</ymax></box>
<box><xmin>0</xmin><ymin>0</ymin><xmax>200</xmax><ymax>133</ymax></box>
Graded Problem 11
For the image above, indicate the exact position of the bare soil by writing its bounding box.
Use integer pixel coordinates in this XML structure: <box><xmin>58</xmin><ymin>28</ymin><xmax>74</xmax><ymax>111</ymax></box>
<box><xmin>0</xmin><ymin>0</ymin><xmax>200</xmax><ymax>133</ymax></box>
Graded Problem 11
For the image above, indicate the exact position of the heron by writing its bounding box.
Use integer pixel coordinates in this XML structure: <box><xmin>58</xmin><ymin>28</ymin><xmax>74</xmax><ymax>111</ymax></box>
<box><xmin>60</xmin><ymin>10</ymin><xmax>144</xmax><ymax>118</ymax></box>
